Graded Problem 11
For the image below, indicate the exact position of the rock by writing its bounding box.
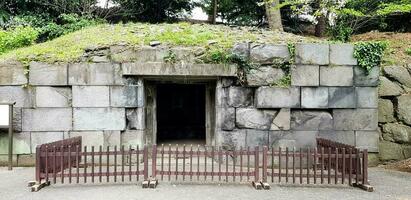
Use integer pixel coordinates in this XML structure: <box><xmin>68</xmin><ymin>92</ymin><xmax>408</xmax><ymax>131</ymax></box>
<box><xmin>397</xmin><ymin>95</ymin><xmax>411</xmax><ymax>125</ymax></box>
<box><xmin>354</xmin><ymin>66</ymin><xmax>379</xmax><ymax>86</ymax></box>
<box><xmin>247</xmin><ymin>67</ymin><xmax>285</xmax><ymax>86</ymax></box>
<box><xmin>218</xmin><ymin>107</ymin><xmax>235</xmax><ymax>131</ymax></box>
<box><xmin>367</xmin><ymin>153</ymin><xmax>380</xmax><ymax>167</ymax></box>
<box><xmin>104</xmin><ymin>130</ymin><xmax>121</xmax><ymax>147</ymax></box>
<box><xmin>378</xmin><ymin>99</ymin><xmax>395</xmax><ymax>123</ymax></box>
<box><xmin>271</xmin><ymin>108</ymin><xmax>291</xmax><ymax>131</ymax></box>
<box><xmin>271</xmin><ymin>139</ymin><xmax>296</xmax><ymax>149</ymax></box>
<box><xmin>12</xmin><ymin>108</ymin><xmax>22</xmax><ymax>132</ymax></box>
<box><xmin>291</xmin><ymin>111</ymin><xmax>333</xmax><ymax>131</ymax></box>
<box><xmin>382</xmin><ymin>123</ymin><xmax>411</xmax><ymax>144</ymax></box>
<box><xmin>35</xmin><ymin>87</ymin><xmax>72</xmax><ymax>107</ymax></box>
<box><xmin>329</xmin><ymin>44</ymin><xmax>357</xmax><ymax>65</ymax></box>
<box><xmin>231</xmin><ymin>43</ymin><xmax>249</xmax><ymax>58</ymax></box>
<box><xmin>68</xmin><ymin>63</ymin><xmax>122</xmax><ymax>85</ymax></box>
<box><xmin>282</xmin><ymin>131</ymin><xmax>318</xmax><ymax>148</ymax></box>
<box><xmin>356</xmin><ymin>87</ymin><xmax>378</xmax><ymax>108</ymax></box>
<box><xmin>215</xmin><ymin>130</ymin><xmax>246</xmax><ymax>148</ymax></box>
<box><xmin>69</xmin><ymin>131</ymin><xmax>105</xmax><ymax>147</ymax></box>
<box><xmin>110</xmin><ymin>86</ymin><xmax>141</xmax><ymax>107</ymax></box>
<box><xmin>383</xmin><ymin>66</ymin><xmax>411</xmax><ymax>87</ymax></box>
<box><xmin>149</xmin><ymin>41</ymin><xmax>161</xmax><ymax>47</ymax></box>
<box><xmin>333</xmin><ymin>109</ymin><xmax>378</xmax><ymax>131</ymax></box>
<box><xmin>291</xmin><ymin>65</ymin><xmax>320</xmax><ymax>86</ymax></box>
<box><xmin>22</xmin><ymin>108</ymin><xmax>72</xmax><ymax>131</ymax></box>
<box><xmin>246</xmin><ymin>130</ymin><xmax>269</xmax><ymax>147</ymax></box>
<box><xmin>250</xmin><ymin>44</ymin><xmax>290</xmax><ymax>64</ymax></box>
<box><xmin>31</xmin><ymin>132</ymin><xmax>64</xmax><ymax>153</ymax></box>
<box><xmin>29</xmin><ymin>62</ymin><xmax>68</xmax><ymax>85</ymax></box>
<box><xmin>72</xmin><ymin>86</ymin><xmax>110</xmax><ymax>107</ymax></box>
<box><xmin>295</xmin><ymin>43</ymin><xmax>329</xmax><ymax>65</ymax></box>
<box><xmin>328</xmin><ymin>87</ymin><xmax>356</xmax><ymax>108</ymax></box>
<box><xmin>301</xmin><ymin>87</ymin><xmax>328</xmax><ymax>108</ymax></box>
<box><xmin>227</xmin><ymin>87</ymin><xmax>253</xmax><ymax>107</ymax></box>
<box><xmin>121</xmin><ymin>130</ymin><xmax>145</xmax><ymax>147</ymax></box>
<box><xmin>236</xmin><ymin>108</ymin><xmax>274</xmax><ymax>130</ymax></box>
<box><xmin>0</xmin><ymin>60</ymin><xmax>27</xmax><ymax>85</ymax></box>
<box><xmin>0</xmin><ymin>132</ymin><xmax>31</xmax><ymax>154</ymax></box>
<box><xmin>126</xmin><ymin>108</ymin><xmax>145</xmax><ymax>130</ymax></box>
<box><xmin>255</xmin><ymin>87</ymin><xmax>300</xmax><ymax>108</ymax></box>
<box><xmin>379</xmin><ymin>76</ymin><xmax>403</xmax><ymax>97</ymax></box>
<box><xmin>220</xmin><ymin>78</ymin><xmax>234</xmax><ymax>87</ymax></box>
<box><xmin>0</xmin><ymin>86</ymin><xmax>34</xmax><ymax>107</ymax></box>
<box><xmin>318</xmin><ymin>131</ymin><xmax>355</xmax><ymax>146</ymax></box>
<box><xmin>355</xmin><ymin>131</ymin><xmax>379</xmax><ymax>152</ymax></box>
<box><xmin>379</xmin><ymin>141</ymin><xmax>404</xmax><ymax>161</ymax></box>
<box><xmin>320</xmin><ymin>66</ymin><xmax>353</xmax><ymax>86</ymax></box>
<box><xmin>403</xmin><ymin>146</ymin><xmax>411</xmax><ymax>159</ymax></box>
<box><xmin>73</xmin><ymin>108</ymin><xmax>126</xmax><ymax>131</ymax></box>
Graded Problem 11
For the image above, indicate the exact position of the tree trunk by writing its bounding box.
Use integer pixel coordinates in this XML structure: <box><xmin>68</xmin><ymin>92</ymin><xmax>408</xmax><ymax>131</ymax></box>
<box><xmin>265</xmin><ymin>0</ymin><xmax>283</xmax><ymax>31</ymax></box>
<box><xmin>315</xmin><ymin>16</ymin><xmax>326</xmax><ymax>37</ymax></box>
<box><xmin>208</xmin><ymin>0</ymin><xmax>218</xmax><ymax>24</ymax></box>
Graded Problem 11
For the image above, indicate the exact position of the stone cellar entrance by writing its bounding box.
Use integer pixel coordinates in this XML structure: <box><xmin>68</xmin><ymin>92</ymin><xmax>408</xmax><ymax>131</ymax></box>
<box><xmin>156</xmin><ymin>83</ymin><xmax>206</xmax><ymax>144</ymax></box>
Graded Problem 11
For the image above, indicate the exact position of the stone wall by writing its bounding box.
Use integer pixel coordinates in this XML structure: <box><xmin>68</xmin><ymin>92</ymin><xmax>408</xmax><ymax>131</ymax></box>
<box><xmin>0</xmin><ymin>43</ymin><xmax>380</xmax><ymax>165</ymax></box>
<box><xmin>378</xmin><ymin>65</ymin><xmax>411</xmax><ymax>162</ymax></box>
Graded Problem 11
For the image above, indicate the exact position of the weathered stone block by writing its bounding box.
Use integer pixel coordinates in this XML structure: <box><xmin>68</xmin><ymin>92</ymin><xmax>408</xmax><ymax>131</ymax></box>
<box><xmin>169</xmin><ymin>47</ymin><xmax>196</xmax><ymax>63</ymax></box>
<box><xmin>29</xmin><ymin>62</ymin><xmax>67</xmax><ymax>85</ymax></box>
<box><xmin>0</xmin><ymin>132</ymin><xmax>31</xmax><ymax>154</ymax></box>
<box><xmin>110</xmin><ymin>86</ymin><xmax>140</xmax><ymax>107</ymax></box>
<box><xmin>215</xmin><ymin>130</ymin><xmax>246</xmax><ymax>148</ymax></box>
<box><xmin>356</xmin><ymin>131</ymin><xmax>379</xmax><ymax>152</ymax></box>
<box><xmin>0</xmin><ymin>86</ymin><xmax>34</xmax><ymax>107</ymax></box>
<box><xmin>69</xmin><ymin>131</ymin><xmax>104</xmax><ymax>147</ymax></box>
<box><xmin>383</xmin><ymin>66</ymin><xmax>411</xmax><ymax>87</ymax></box>
<box><xmin>31</xmin><ymin>132</ymin><xmax>64</xmax><ymax>152</ymax></box>
<box><xmin>328</xmin><ymin>87</ymin><xmax>356</xmax><ymax>108</ymax></box>
<box><xmin>354</xmin><ymin>66</ymin><xmax>379</xmax><ymax>86</ymax></box>
<box><xmin>215</xmin><ymin>86</ymin><xmax>227</xmax><ymax>107</ymax></box>
<box><xmin>121</xmin><ymin>130</ymin><xmax>144</xmax><ymax>147</ymax></box>
<box><xmin>379</xmin><ymin>141</ymin><xmax>404</xmax><ymax>161</ymax></box>
<box><xmin>217</xmin><ymin>107</ymin><xmax>235</xmax><ymax>131</ymax></box>
<box><xmin>111</xmin><ymin>46</ymin><xmax>166</xmax><ymax>63</ymax></box>
<box><xmin>35</xmin><ymin>87</ymin><xmax>72</xmax><ymax>107</ymax></box>
<box><xmin>22</xmin><ymin>108</ymin><xmax>72</xmax><ymax>131</ymax></box>
<box><xmin>12</xmin><ymin>108</ymin><xmax>22</xmax><ymax>132</ymax></box>
<box><xmin>250</xmin><ymin>44</ymin><xmax>290</xmax><ymax>64</ymax></box>
<box><xmin>271</xmin><ymin>108</ymin><xmax>290</xmax><ymax>131</ymax></box>
<box><xmin>397</xmin><ymin>95</ymin><xmax>411</xmax><ymax>125</ymax></box>
<box><xmin>73</xmin><ymin>108</ymin><xmax>126</xmax><ymax>131</ymax></box>
<box><xmin>126</xmin><ymin>108</ymin><xmax>145</xmax><ymax>130</ymax></box>
<box><xmin>236</xmin><ymin>108</ymin><xmax>274</xmax><ymax>130</ymax></box>
<box><xmin>104</xmin><ymin>130</ymin><xmax>121</xmax><ymax>147</ymax></box>
<box><xmin>246</xmin><ymin>130</ymin><xmax>269</xmax><ymax>147</ymax></box>
<box><xmin>291</xmin><ymin>65</ymin><xmax>319</xmax><ymax>86</ymax></box>
<box><xmin>0</xmin><ymin>61</ymin><xmax>27</xmax><ymax>85</ymax></box>
<box><xmin>282</xmin><ymin>131</ymin><xmax>318</xmax><ymax>148</ymax></box>
<box><xmin>301</xmin><ymin>87</ymin><xmax>328</xmax><ymax>108</ymax></box>
<box><xmin>333</xmin><ymin>109</ymin><xmax>378</xmax><ymax>131</ymax></box>
<box><xmin>320</xmin><ymin>66</ymin><xmax>353</xmax><ymax>86</ymax></box>
<box><xmin>231</xmin><ymin>43</ymin><xmax>249</xmax><ymax>58</ymax></box>
<box><xmin>318</xmin><ymin>131</ymin><xmax>355</xmax><ymax>146</ymax></box>
<box><xmin>329</xmin><ymin>44</ymin><xmax>357</xmax><ymax>65</ymax></box>
<box><xmin>227</xmin><ymin>87</ymin><xmax>253</xmax><ymax>107</ymax></box>
<box><xmin>382</xmin><ymin>123</ymin><xmax>411</xmax><ymax>144</ymax></box>
<box><xmin>68</xmin><ymin>63</ymin><xmax>122</xmax><ymax>85</ymax></box>
<box><xmin>220</xmin><ymin>78</ymin><xmax>235</xmax><ymax>87</ymax></box>
<box><xmin>295</xmin><ymin>43</ymin><xmax>329</xmax><ymax>65</ymax></box>
<box><xmin>291</xmin><ymin>111</ymin><xmax>333</xmax><ymax>131</ymax></box>
<box><xmin>247</xmin><ymin>67</ymin><xmax>285</xmax><ymax>86</ymax></box>
<box><xmin>378</xmin><ymin>99</ymin><xmax>395</xmax><ymax>123</ymax></box>
<box><xmin>72</xmin><ymin>86</ymin><xmax>109</xmax><ymax>107</ymax></box>
<box><xmin>356</xmin><ymin>87</ymin><xmax>378</xmax><ymax>108</ymax></box>
<box><xmin>379</xmin><ymin>77</ymin><xmax>403</xmax><ymax>97</ymax></box>
<box><xmin>271</xmin><ymin>139</ymin><xmax>296</xmax><ymax>149</ymax></box>
<box><xmin>255</xmin><ymin>87</ymin><xmax>300</xmax><ymax>108</ymax></box>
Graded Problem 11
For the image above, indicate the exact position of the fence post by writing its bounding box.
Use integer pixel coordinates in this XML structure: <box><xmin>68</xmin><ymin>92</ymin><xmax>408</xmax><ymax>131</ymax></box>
<box><xmin>35</xmin><ymin>146</ymin><xmax>41</xmax><ymax>183</ymax></box>
<box><xmin>262</xmin><ymin>146</ymin><xmax>267</xmax><ymax>183</ymax></box>
<box><xmin>362</xmin><ymin>149</ymin><xmax>368</xmax><ymax>185</ymax></box>
<box><xmin>254</xmin><ymin>146</ymin><xmax>259</xmax><ymax>182</ymax></box>
<box><xmin>144</xmin><ymin>145</ymin><xmax>149</xmax><ymax>180</ymax></box>
<box><xmin>152</xmin><ymin>145</ymin><xmax>157</xmax><ymax>179</ymax></box>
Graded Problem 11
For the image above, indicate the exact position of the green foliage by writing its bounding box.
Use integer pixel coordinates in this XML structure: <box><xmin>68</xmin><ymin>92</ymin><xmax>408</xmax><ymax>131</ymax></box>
<box><xmin>376</xmin><ymin>3</ymin><xmax>411</xmax><ymax>15</ymax></box>
<box><xmin>287</xmin><ymin>42</ymin><xmax>295</xmax><ymax>64</ymax></box>
<box><xmin>271</xmin><ymin>74</ymin><xmax>291</xmax><ymax>87</ymax></box>
<box><xmin>0</xmin><ymin>26</ymin><xmax>38</xmax><ymax>54</ymax></box>
<box><xmin>328</xmin><ymin>21</ymin><xmax>353</xmax><ymax>42</ymax></box>
<box><xmin>163</xmin><ymin>50</ymin><xmax>177</xmax><ymax>63</ymax></box>
<box><xmin>354</xmin><ymin>41</ymin><xmax>387</xmax><ymax>74</ymax></box>
<box><xmin>406</xmin><ymin>48</ymin><xmax>411</xmax><ymax>56</ymax></box>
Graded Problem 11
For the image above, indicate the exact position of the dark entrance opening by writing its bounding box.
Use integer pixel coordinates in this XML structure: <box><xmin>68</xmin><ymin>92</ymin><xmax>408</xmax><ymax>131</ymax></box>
<box><xmin>156</xmin><ymin>84</ymin><xmax>206</xmax><ymax>144</ymax></box>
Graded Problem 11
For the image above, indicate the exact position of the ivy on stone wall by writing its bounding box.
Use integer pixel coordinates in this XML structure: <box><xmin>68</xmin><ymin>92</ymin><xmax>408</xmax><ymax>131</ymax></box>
<box><xmin>354</xmin><ymin>41</ymin><xmax>387</xmax><ymax>74</ymax></box>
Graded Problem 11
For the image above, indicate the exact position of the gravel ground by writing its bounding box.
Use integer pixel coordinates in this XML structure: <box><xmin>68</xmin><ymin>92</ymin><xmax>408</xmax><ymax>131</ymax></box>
<box><xmin>0</xmin><ymin>167</ymin><xmax>410</xmax><ymax>200</ymax></box>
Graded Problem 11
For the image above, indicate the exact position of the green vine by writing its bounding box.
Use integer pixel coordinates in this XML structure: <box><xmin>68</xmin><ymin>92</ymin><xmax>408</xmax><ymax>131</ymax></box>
<box><xmin>287</xmin><ymin>42</ymin><xmax>296</xmax><ymax>65</ymax></box>
<box><xmin>354</xmin><ymin>41</ymin><xmax>387</xmax><ymax>74</ymax></box>
<box><xmin>163</xmin><ymin>49</ymin><xmax>177</xmax><ymax>64</ymax></box>
<box><xmin>269</xmin><ymin>42</ymin><xmax>295</xmax><ymax>87</ymax></box>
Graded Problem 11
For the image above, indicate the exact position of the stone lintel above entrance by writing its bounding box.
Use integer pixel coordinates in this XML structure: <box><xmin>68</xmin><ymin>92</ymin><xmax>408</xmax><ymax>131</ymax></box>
<box><xmin>122</xmin><ymin>62</ymin><xmax>237</xmax><ymax>77</ymax></box>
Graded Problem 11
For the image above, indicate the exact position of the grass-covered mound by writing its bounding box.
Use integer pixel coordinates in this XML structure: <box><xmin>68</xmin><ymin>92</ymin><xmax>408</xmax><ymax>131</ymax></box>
<box><xmin>0</xmin><ymin>22</ymin><xmax>319</xmax><ymax>63</ymax></box>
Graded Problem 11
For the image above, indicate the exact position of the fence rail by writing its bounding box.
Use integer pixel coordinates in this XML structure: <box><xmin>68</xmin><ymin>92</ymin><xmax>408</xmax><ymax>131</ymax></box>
<box><xmin>31</xmin><ymin>137</ymin><xmax>372</xmax><ymax>192</ymax></box>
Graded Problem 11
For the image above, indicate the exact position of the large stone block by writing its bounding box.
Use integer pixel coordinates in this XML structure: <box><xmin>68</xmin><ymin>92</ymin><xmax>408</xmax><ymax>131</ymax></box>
<box><xmin>318</xmin><ymin>131</ymin><xmax>355</xmax><ymax>146</ymax></box>
<box><xmin>126</xmin><ymin>108</ymin><xmax>145</xmax><ymax>130</ymax></box>
<box><xmin>111</xmin><ymin>46</ymin><xmax>166</xmax><ymax>63</ymax></box>
<box><xmin>291</xmin><ymin>111</ymin><xmax>333</xmax><ymax>131</ymax></box>
<box><xmin>295</xmin><ymin>43</ymin><xmax>329</xmax><ymax>65</ymax></box>
<box><xmin>379</xmin><ymin>141</ymin><xmax>404</xmax><ymax>161</ymax></box>
<box><xmin>301</xmin><ymin>87</ymin><xmax>328</xmax><ymax>108</ymax></box>
<box><xmin>104</xmin><ymin>130</ymin><xmax>121</xmax><ymax>147</ymax></box>
<box><xmin>0</xmin><ymin>61</ymin><xmax>27</xmax><ymax>85</ymax></box>
<box><xmin>29</xmin><ymin>62</ymin><xmax>67</xmax><ymax>85</ymax></box>
<box><xmin>397</xmin><ymin>95</ymin><xmax>411</xmax><ymax>125</ymax></box>
<box><xmin>215</xmin><ymin>86</ymin><xmax>227</xmax><ymax>107</ymax></box>
<box><xmin>22</xmin><ymin>108</ymin><xmax>72</xmax><ymax>131</ymax></box>
<box><xmin>247</xmin><ymin>67</ymin><xmax>285</xmax><ymax>86</ymax></box>
<box><xmin>320</xmin><ymin>66</ymin><xmax>353</xmax><ymax>86</ymax></box>
<box><xmin>236</xmin><ymin>108</ymin><xmax>274</xmax><ymax>130</ymax></box>
<box><xmin>291</xmin><ymin>65</ymin><xmax>319</xmax><ymax>86</ymax></box>
<box><xmin>215</xmin><ymin>130</ymin><xmax>246</xmax><ymax>148</ymax></box>
<box><xmin>355</xmin><ymin>131</ymin><xmax>379</xmax><ymax>152</ymax></box>
<box><xmin>12</xmin><ymin>108</ymin><xmax>22</xmax><ymax>132</ymax></box>
<box><xmin>0</xmin><ymin>86</ymin><xmax>34</xmax><ymax>107</ymax></box>
<box><xmin>271</xmin><ymin>108</ymin><xmax>291</xmax><ymax>131</ymax></box>
<box><xmin>246</xmin><ymin>130</ymin><xmax>269</xmax><ymax>147</ymax></box>
<box><xmin>329</xmin><ymin>44</ymin><xmax>357</xmax><ymax>66</ymax></box>
<box><xmin>383</xmin><ymin>66</ymin><xmax>411</xmax><ymax>88</ymax></box>
<box><xmin>72</xmin><ymin>86</ymin><xmax>109</xmax><ymax>107</ymax></box>
<box><xmin>35</xmin><ymin>87</ymin><xmax>72</xmax><ymax>107</ymax></box>
<box><xmin>31</xmin><ymin>132</ymin><xmax>64</xmax><ymax>152</ymax></box>
<box><xmin>354</xmin><ymin>66</ymin><xmax>379</xmax><ymax>86</ymax></box>
<box><xmin>255</xmin><ymin>87</ymin><xmax>300</xmax><ymax>108</ymax></box>
<box><xmin>217</xmin><ymin>107</ymin><xmax>235</xmax><ymax>131</ymax></box>
<box><xmin>282</xmin><ymin>131</ymin><xmax>318</xmax><ymax>148</ymax></box>
<box><xmin>121</xmin><ymin>130</ymin><xmax>145</xmax><ymax>147</ymax></box>
<box><xmin>356</xmin><ymin>87</ymin><xmax>378</xmax><ymax>108</ymax></box>
<box><xmin>231</xmin><ymin>43</ymin><xmax>249</xmax><ymax>58</ymax></box>
<box><xmin>68</xmin><ymin>63</ymin><xmax>122</xmax><ymax>85</ymax></box>
<box><xmin>333</xmin><ymin>109</ymin><xmax>378</xmax><ymax>131</ymax></box>
<box><xmin>250</xmin><ymin>44</ymin><xmax>290</xmax><ymax>64</ymax></box>
<box><xmin>227</xmin><ymin>87</ymin><xmax>253</xmax><ymax>107</ymax></box>
<box><xmin>69</xmin><ymin>131</ymin><xmax>104</xmax><ymax>147</ymax></box>
<box><xmin>378</xmin><ymin>99</ymin><xmax>395</xmax><ymax>123</ymax></box>
<box><xmin>73</xmin><ymin>108</ymin><xmax>125</xmax><ymax>131</ymax></box>
<box><xmin>382</xmin><ymin>123</ymin><xmax>411</xmax><ymax>144</ymax></box>
<box><xmin>110</xmin><ymin>86</ymin><xmax>141</xmax><ymax>107</ymax></box>
<box><xmin>328</xmin><ymin>87</ymin><xmax>356</xmax><ymax>108</ymax></box>
<box><xmin>0</xmin><ymin>132</ymin><xmax>31</xmax><ymax>154</ymax></box>
<box><xmin>379</xmin><ymin>77</ymin><xmax>403</xmax><ymax>97</ymax></box>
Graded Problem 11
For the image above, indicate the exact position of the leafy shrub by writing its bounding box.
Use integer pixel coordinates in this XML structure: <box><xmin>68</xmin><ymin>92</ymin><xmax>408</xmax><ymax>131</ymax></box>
<box><xmin>354</xmin><ymin>41</ymin><xmax>387</xmax><ymax>74</ymax></box>
<box><xmin>406</xmin><ymin>48</ymin><xmax>411</xmax><ymax>56</ymax></box>
<box><xmin>0</xmin><ymin>26</ymin><xmax>38</xmax><ymax>54</ymax></box>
